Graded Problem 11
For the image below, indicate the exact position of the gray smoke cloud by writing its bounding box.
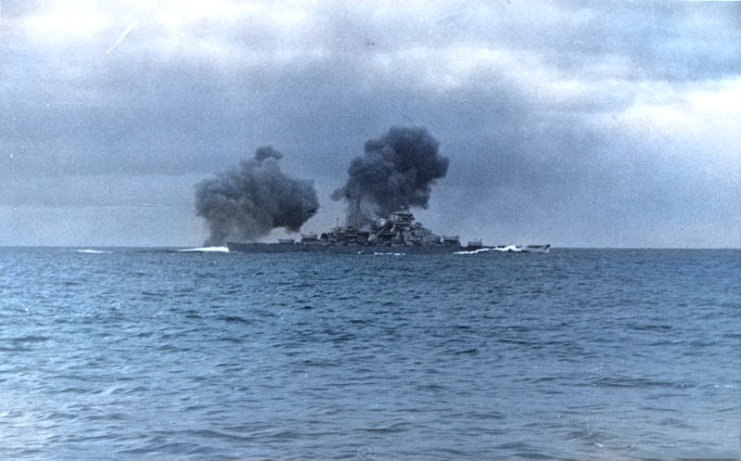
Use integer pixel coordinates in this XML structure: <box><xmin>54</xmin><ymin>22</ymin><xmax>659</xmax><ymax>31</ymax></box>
<box><xmin>195</xmin><ymin>147</ymin><xmax>319</xmax><ymax>246</ymax></box>
<box><xmin>332</xmin><ymin>126</ymin><xmax>449</xmax><ymax>227</ymax></box>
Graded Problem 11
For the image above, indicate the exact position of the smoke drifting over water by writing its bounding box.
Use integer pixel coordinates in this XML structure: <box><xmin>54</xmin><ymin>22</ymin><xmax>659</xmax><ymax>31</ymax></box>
<box><xmin>195</xmin><ymin>147</ymin><xmax>319</xmax><ymax>246</ymax></box>
<box><xmin>332</xmin><ymin>126</ymin><xmax>449</xmax><ymax>226</ymax></box>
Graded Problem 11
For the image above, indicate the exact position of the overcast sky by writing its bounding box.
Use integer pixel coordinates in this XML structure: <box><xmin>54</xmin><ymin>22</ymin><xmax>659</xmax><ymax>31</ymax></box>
<box><xmin>1</xmin><ymin>0</ymin><xmax>739</xmax><ymax>248</ymax></box>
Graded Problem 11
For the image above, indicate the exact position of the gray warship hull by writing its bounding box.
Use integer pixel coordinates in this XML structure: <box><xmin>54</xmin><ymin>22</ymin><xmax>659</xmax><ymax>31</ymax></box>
<box><xmin>226</xmin><ymin>209</ymin><xmax>549</xmax><ymax>254</ymax></box>
<box><xmin>226</xmin><ymin>242</ymin><xmax>550</xmax><ymax>254</ymax></box>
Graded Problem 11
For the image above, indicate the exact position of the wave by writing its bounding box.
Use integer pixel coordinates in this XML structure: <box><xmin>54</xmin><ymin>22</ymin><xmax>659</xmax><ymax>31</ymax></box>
<box><xmin>454</xmin><ymin>248</ymin><xmax>493</xmax><ymax>255</ymax></box>
<box><xmin>76</xmin><ymin>249</ymin><xmax>111</xmax><ymax>254</ymax></box>
<box><xmin>177</xmin><ymin>246</ymin><xmax>230</xmax><ymax>253</ymax></box>
<box><xmin>454</xmin><ymin>246</ymin><xmax>521</xmax><ymax>255</ymax></box>
<box><xmin>454</xmin><ymin>245</ymin><xmax>550</xmax><ymax>255</ymax></box>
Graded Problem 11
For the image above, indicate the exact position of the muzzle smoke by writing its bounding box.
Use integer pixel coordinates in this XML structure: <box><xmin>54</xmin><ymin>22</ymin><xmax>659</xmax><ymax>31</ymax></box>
<box><xmin>195</xmin><ymin>147</ymin><xmax>319</xmax><ymax>246</ymax></box>
<box><xmin>331</xmin><ymin>126</ymin><xmax>449</xmax><ymax>227</ymax></box>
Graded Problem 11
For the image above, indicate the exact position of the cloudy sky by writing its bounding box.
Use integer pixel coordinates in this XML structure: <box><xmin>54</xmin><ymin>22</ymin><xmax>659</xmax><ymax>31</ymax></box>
<box><xmin>1</xmin><ymin>0</ymin><xmax>739</xmax><ymax>248</ymax></box>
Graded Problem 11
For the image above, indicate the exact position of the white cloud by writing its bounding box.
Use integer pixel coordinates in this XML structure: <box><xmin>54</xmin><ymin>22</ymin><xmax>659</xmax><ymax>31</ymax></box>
<box><xmin>148</xmin><ymin>0</ymin><xmax>327</xmax><ymax>61</ymax></box>
<box><xmin>14</xmin><ymin>0</ymin><xmax>332</xmax><ymax>66</ymax></box>
<box><xmin>613</xmin><ymin>79</ymin><xmax>741</xmax><ymax>156</ymax></box>
<box><xmin>21</xmin><ymin>9</ymin><xmax>112</xmax><ymax>46</ymax></box>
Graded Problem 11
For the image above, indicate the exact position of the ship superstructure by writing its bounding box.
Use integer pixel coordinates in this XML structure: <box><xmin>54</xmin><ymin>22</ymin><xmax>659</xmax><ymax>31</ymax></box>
<box><xmin>302</xmin><ymin>209</ymin><xmax>462</xmax><ymax>248</ymax></box>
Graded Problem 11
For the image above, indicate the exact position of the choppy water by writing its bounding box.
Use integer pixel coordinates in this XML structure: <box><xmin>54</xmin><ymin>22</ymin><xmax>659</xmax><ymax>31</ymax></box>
<box><xmin>1</xmin><ymin>248</ymin><xmax>739</xmax><ymax>460</ymax></box>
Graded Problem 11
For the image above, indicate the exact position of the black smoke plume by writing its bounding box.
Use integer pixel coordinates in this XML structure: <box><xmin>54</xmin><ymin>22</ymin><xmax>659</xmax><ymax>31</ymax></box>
<box><xmin>331</xmin><ymin>126</ymin><xmax>449</xmax><ymax>227</ymax></box>
<box><xmin>195</xmin><ymin>147</ymin><xmax>319</xmax><ymax>246</ymax></box>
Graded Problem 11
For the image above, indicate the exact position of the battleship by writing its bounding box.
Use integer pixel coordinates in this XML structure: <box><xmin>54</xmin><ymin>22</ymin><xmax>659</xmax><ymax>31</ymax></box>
<box><xmin>226</xmin><ymin>209</ymin><xmax>550</xmax><ymax>254</ymax></box>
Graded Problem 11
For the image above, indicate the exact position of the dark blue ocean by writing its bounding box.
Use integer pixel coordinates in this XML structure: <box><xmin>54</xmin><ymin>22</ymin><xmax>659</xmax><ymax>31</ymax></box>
<box><xmin>1</xmin><ymin>248</ymin><xmax>739</xmax><ymax>461</ymax></box>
